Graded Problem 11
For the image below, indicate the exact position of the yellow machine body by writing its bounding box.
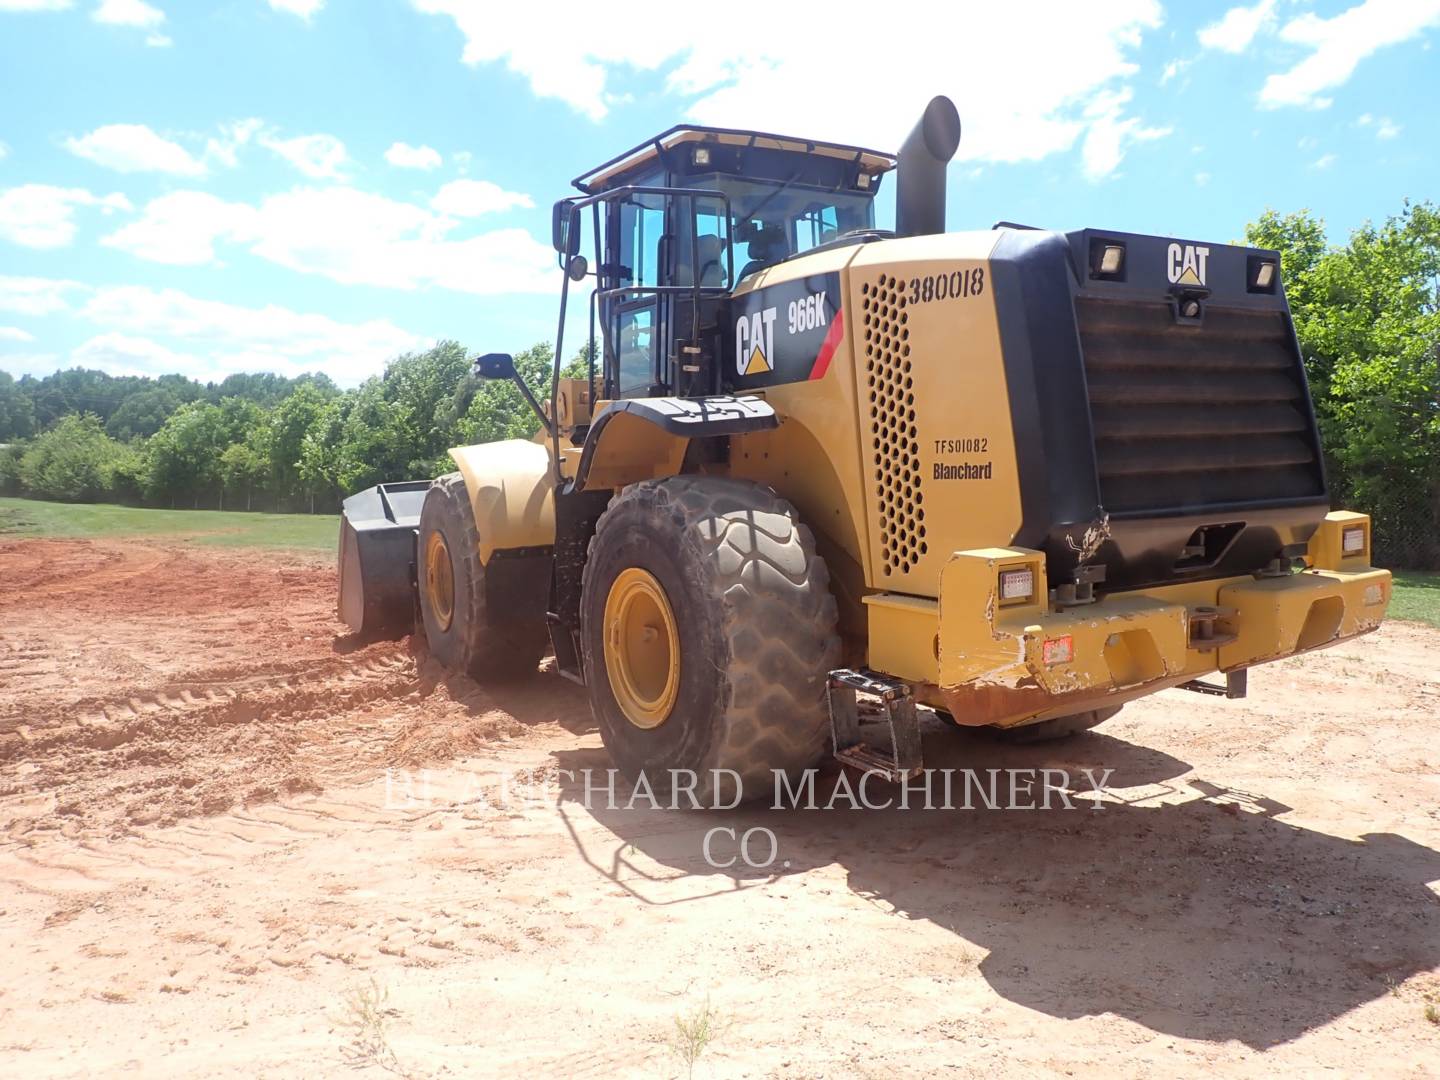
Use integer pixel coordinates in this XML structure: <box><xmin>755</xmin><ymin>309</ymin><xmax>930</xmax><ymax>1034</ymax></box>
<box><xmin>444</xmin><ymin>225</ymin><xmax>1392</xmax><ymax>731</ymax></box>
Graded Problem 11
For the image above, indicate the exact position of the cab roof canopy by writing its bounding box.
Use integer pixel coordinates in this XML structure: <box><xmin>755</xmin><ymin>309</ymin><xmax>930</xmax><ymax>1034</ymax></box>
<box><xmin>572</xmin><ymin>125</ymin><xmax>898</xmax><ymax>194</ymax></box>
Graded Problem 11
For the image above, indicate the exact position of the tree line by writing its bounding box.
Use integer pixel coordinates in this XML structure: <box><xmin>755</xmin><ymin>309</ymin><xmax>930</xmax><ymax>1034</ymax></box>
<box><xmin>1</xmin><ymin>201</ymin><xmax>1435</xmax><ymax>567</ymax></box>
<box><xmin>0</xmin><ymin>342</ymin><xmax>581</xmax><ymax>514</ymax></box>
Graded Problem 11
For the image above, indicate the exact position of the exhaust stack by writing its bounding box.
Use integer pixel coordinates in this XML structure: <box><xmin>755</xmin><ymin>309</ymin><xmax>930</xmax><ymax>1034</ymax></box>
<box><xmin>895</xmin><ymin>96</ymin><xmax>961</xmax><ymax>238</ymax></box>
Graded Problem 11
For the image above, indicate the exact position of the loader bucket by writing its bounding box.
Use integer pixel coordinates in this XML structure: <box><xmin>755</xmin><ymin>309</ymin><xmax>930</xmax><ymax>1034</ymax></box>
<box><xmin>337</xmin><ymin>479</ymin><xmax>433</xmax><ymax>636</ymax></box>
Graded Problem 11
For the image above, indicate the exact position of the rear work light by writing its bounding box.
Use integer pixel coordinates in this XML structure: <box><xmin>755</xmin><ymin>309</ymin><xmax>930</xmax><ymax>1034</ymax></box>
<box><xmin>1089</xmin><ymin>238</ymin><xmax>1126</xmax><ymax>280</ymax></box>
<box><xmin>1342</xmin><ymin>525</ymin><xmax>1366</xmax><ymax>555</ymax></box>
<box><xmin>999</xmin><ymin>567</ymin><xmax>1035</xmax><ymax>602</ymax></box>
<box><xmin>1247</xmin><ymin>255</ymin><xmax>1279</xmax><ymax>294</ymax></box>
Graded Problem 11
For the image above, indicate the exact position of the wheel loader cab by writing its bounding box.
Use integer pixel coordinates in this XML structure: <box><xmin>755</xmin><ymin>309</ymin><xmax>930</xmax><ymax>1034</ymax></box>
<box><xmin>561</xmin><ymin>126</ymin><xmax>894</xmax><ymax>402</ymax></box>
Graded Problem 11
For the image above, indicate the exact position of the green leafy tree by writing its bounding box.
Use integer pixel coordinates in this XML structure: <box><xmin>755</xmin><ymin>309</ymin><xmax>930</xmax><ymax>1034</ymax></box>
<box><xmin>298</xmin><ymin>397</ymin><xmax>350</xmax><ymax>512</ymax></box>
<box><xmin>105</xmin><ymin>388</ymin><xmax>183</xmax><ymax>441</ymax></box>
<box><xmin>269</xmin><ymin>384</ymin><xmax>334</xmax><ymax>504</ymax></box>
<box><xmin>220</xmin><ymin>433</ymin><xmax>269</xmax><ymax>511</ymax></box>
<box><xmin>0</xmin><ymin>441</ymin><xmax>26</xmax><ymax>494</ymax></box>
<box><xmin>18</xmin><ymin>414</ymin><xmax>123</xmax><ymax>502</ymax></box>
<box><xmin>144</xmin><ymin>399</ymin><xmax>261</xmax><ymax>508</ymax></box>
<box><xmin>0</xmin><ymin>371</ymin><xmax>38</xmax><ymax>440</ymax></box>
<box><xmin>1247</xmin><ymin>201</ymin><xmax>1440</xmax><ymax>566</ymax></box>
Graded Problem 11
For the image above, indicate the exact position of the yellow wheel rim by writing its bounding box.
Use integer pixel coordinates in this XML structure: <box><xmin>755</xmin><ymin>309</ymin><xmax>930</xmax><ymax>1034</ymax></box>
<box><xmin>603</xmin><ymin>567</ymin><xmax>680</xmax><ymax>730</ymax></box>
<box><xmin>424</xmin><ymin>530</ymin><xmax>455</xmax><ymax>632</ymax></box>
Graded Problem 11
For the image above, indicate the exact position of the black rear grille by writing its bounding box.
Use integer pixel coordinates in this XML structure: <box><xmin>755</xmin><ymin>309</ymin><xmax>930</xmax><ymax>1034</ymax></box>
<box><xmin>1077</xmin><ymin>298</ymin><xmax>1323</xmax><ymax>515</ymax></box>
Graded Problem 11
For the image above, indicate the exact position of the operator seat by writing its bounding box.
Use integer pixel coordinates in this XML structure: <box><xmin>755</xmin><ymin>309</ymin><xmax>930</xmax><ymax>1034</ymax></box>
<box><xmin>675</xmin><ymin>234</ymin><xmax>725</xmax><ymax>287</ymax></box>
<box><xmin>738</xmin><ymin>224</ymin><xmax>786</xmax><ymax>280</ymax></box>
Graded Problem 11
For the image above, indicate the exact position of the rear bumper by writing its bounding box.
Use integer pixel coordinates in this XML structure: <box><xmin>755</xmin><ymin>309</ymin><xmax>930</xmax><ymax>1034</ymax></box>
<box><xmin>864</xmin><ymin>512</ymin><xmax>1391</xmax><ymax>729</ymax></box>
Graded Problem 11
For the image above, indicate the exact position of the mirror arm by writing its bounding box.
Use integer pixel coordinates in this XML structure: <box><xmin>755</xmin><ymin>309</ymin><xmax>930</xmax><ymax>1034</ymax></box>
<box><xmin>511</xmin><ymin>370</ymin><xmax>553</xmax><ymax>438</ymax></box>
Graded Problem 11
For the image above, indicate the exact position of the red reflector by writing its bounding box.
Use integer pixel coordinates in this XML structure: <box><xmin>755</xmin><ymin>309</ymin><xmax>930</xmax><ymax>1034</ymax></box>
<box><xmin>1043</xmin><ymin>636</ymin><xmax>1074</xmax><ymax>666</ymax></box>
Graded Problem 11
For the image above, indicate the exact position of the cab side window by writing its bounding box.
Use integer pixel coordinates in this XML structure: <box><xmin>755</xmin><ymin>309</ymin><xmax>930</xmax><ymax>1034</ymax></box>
<box><xmin>612</xmin><ymin>190</ymin><xmax>666</xmax><ymax>397</ymax></box>
<box><xmin>617</xmin><ymin>195</ymin><xmax>665</xmax><ymax>287</ymax></box>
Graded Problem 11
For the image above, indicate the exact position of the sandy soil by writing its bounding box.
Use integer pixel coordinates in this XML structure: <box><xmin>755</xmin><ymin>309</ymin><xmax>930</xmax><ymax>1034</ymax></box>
<box><xmin>1</xmin><ymin>535</ymin><xmax>1438</xmax><ymax>1078</ymax></box>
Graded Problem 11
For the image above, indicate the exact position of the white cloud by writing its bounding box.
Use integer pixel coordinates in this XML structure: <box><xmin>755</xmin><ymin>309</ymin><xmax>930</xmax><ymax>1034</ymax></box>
<box><xmin>1261</xmin><ymin>0</ymin><xmax>1440</xmax><ymax>109</ymax></box>
<box><xmin>64</xmin><ymin>123</ymin><xmax>206</xmax><ymax>176</ymax></box>
<box><xmin>414</xmin><ymin>0</ymin><xmax>1168</xmax><ymax>175</ymax></box>
<box><xmin>80</xmin><ymin>285</ymin><xmax>428</xmax><ymax>382</ymax></box>
<box><xmin>93</xmin><ymin>0</ymin><xmax>162</xmax><ymax>26</ymax></box>
<box><xmin>260</xmin><ymin>131</ymin><xmax>350</xmax><ymax>179</ymax></box>
<box><xmin>92</xmin><ymin>0</ymin><xmax>169</xmax><ymax>41</ymax></box>
<box><xmin>0</xmin><ymin>185</ymin><xmax>131</xmax><ymax>249</ymax></box>
<box><xmin>107</xmin><ymin>185</ymin><xmax>555</xmax><ymax>295</ymax></box>
<box><xmin>0</xmin><ymin>0</ymin><xmax>73</xmax><ymax>10</ymax></box>
<box><xmin>268</xmin><ymin>0</ymin><xmax>323</xmax><ymax>17</ymax></box>
<box><xmin>103</xmin><ymin>190</ymin><xmax>258</xmax><ymax>264</ymax></box>
<box><xmin>203</xmin><ymin>117</ymin><xmax>263</xmax><ymax>168</ymax></box>
<box><xmin>1357</xmin><ymin>113</ymin><xmax>1402</xmax><ymax>139</ymax></box>
<box><xmin>1159</xmin><ymin>58</ymin><xmax>1189</xmax><ymax>85</ymax></box>
<box><xmin>0</xmin><ymin>275</ymin><xmax>87</xmax><ymax>315</ymax></box>
<box><xmin>0</xmin><ymin>326</ymin><xmax>36</xmax><ymax>343</ymax></box>
<box><xmin>0</xmin><ymin>277</ymin><xmax>428</xmax><ymax>383</ymax></box>
<box><xmin>1078</xmin><ymin>88</ymin><xmax>1171</xmax><ymax>181</ymax></box>
<box><xmin>1197</xmin><ymin>0</ymin><xmax>1275</xmax><ymax>53</ymax></box>
<box><xmin>385</xmin><ymin>141</ymin><xmax>443</xmax><ymax>170</ymax></box>
<box><xmin>431</xmin><ymin>178</ymin><xmax>532</xmax><ymax>216</ymax></box>
<box><xmin>71</xmin><ymin>332</ymin><xmax>193</xmax><ymax>377</ymax></box>
<box><xmin>1312</xmin><ymin>153</ymin><xmax>1337</xmax><ymax>170</ymax></box>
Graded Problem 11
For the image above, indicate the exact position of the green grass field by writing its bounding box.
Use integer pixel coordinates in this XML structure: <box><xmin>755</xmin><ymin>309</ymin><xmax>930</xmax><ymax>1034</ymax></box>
<box><xmin>1389</xmin><ymin>570</ymin><xmax>1440</xmax><ymax>629</ymax></box>
<box><xmin>0</xmin><ymin>496</ymin><xmax>338</xmax><ymax>551</ymax></box>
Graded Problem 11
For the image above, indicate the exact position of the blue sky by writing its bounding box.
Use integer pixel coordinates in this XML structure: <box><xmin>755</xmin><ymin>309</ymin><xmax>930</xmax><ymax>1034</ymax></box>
<box><xmin>1</xmin><ymin>0</ymin><xmax>1436</xmax><ymax>387</ymax></box>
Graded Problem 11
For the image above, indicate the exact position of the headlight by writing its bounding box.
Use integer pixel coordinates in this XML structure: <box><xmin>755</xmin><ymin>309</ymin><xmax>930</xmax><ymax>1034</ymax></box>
<box><xmin>999</xmin><ymin>567</ymin><xmax>1035</xmax><ymax>602</ymax></box>
<box><xmin>1342</xmin><ymin>525</ymin><xmax>1366</xmax><ymax>555</ymax></box>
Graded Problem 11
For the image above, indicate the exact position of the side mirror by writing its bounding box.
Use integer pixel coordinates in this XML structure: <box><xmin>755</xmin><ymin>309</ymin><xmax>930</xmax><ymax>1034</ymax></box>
<box><xmin>551</xmin><ymin>199</ymin><xmax>580</xmax><ymax>257</ymax></box>
<box><xmin>473</xmin><ymin>352</ymin><xmax>516</xmax><ymax>381</ymax></box>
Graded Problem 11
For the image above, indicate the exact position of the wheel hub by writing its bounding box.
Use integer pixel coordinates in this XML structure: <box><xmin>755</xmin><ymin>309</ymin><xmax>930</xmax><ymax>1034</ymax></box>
<box><xmin>603</xmin><ymin>567</ymin><xmax>680</xmax><ymax>729</ymax></box>
<box><xmin>424</xmin><ymin>530</ymin><xmax>455</xmax><ymax>632</ymax></box>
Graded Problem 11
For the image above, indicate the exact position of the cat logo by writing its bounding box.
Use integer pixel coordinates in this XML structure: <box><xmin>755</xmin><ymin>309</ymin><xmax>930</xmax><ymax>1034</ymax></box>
<box><xmin>735</xmin><ymin>307</ymin><xmax>777</xmax><ymax>376</ymax></box>
<box><xmin>1167</xmin><ymin>242</ymin><xmax>1210</xmax><ymax>287</ymax></box>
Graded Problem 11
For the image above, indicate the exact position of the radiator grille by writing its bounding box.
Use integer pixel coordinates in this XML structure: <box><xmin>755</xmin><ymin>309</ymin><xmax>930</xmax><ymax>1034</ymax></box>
<box><xmin>861</xmin><ymin>275</ymin><xmax>927</xmax><ymax>576</ymax></box>
<box><xmin>1077</xmin><ymin>298</ymin><xmax>1324</xmax><ymax>514</ymax></box>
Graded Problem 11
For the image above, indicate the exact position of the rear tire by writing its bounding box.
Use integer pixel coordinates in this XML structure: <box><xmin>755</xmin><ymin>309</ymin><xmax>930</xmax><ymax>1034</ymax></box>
<box><xmin>417</xmin><ymin>472</ymin><xmax>547</xmax><ymax>681</ymax></box>
<box><xmin>580</xmin><ymin>477</ymin><xmax>840</xmax><ymax>803</ymax></box>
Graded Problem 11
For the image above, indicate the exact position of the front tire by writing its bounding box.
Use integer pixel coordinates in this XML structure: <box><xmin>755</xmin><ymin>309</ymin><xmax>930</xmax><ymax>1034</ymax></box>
<box><xmin>416</xmin><ymin>472</ymin><xmax>547</xmax><ymax>681</ymax></box>
<box><xmin>580</xmin><ymin>477</ymin><xmax>840</xmax><ymax>802</ymax></box>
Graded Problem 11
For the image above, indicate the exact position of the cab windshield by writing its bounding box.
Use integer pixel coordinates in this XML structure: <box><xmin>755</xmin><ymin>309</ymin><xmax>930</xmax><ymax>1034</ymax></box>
<box><xmin>677</xmin><ymin>176</ymin><xmax>876</xmax><ymax>286</ymax></box>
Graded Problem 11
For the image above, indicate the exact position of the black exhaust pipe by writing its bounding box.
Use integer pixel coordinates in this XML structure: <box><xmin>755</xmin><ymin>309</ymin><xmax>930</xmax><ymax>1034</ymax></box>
<box><xmin>895</xmin><ymin>96</ymin><xmax>961</xmax><ymax>238</ymax></box>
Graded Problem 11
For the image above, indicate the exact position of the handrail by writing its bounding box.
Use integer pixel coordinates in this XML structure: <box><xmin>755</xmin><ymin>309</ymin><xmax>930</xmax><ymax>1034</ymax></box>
<box><xmin>549</xmin><ymin>185</ymin><xmax>735</xmax><ymax>484</ymax></box>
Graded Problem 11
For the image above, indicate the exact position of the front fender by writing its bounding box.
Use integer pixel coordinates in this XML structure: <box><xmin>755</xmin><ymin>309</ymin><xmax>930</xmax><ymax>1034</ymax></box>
<box><xmin>448</xmin><ymin>439</ymin><xmax>556</xmax><ymax>563</ymax></box>
<box><xmin>575</xmin><ymin>395</ymin><xmax>778</xmax><ymax>492</ymax></box>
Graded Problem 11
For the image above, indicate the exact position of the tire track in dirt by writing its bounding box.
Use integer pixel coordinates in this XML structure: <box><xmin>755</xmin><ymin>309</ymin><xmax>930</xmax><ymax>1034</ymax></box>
<box><xmin>0</xmin><ymin>536</ymin><xmax>576</xmax><ymax>841</ymax></box>
<box><xmin>0</xmin><ymin>638</ymin><xmax>427</xmax><ymax>837</ymax></box>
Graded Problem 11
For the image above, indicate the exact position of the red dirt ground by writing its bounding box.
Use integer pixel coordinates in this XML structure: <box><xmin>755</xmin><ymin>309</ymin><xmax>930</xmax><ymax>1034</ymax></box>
<box><xmin>1</xmin><ymin>535</ymin><xmax>1438</xmax><ymax>1077</ymax></box>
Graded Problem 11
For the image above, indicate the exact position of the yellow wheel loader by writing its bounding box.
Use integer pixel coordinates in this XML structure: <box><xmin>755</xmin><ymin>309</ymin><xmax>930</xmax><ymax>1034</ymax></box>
<box><xmin>338</xmin><ymin>97</ymin><xmax>1392</xmax><ymax>795</ymax></box>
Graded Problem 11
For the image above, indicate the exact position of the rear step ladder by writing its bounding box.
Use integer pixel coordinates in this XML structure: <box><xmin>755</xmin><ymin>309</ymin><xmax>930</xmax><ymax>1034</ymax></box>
<box><xmin>826</xmin><ymin>669</ymin><xmax>923</xmax><ymax>783</ymax></box>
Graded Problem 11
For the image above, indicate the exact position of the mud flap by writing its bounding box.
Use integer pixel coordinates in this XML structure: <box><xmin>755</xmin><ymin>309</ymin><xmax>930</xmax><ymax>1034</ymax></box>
<box><xmin>337</xmin><ymin>480</ymin><xmax>433</xmax><ymax>635</ymax></box>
